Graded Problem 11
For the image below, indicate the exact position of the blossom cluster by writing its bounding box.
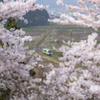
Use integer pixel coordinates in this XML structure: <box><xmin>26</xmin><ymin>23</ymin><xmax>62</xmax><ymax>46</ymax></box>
<box><xmin>0</xmin><ymin>0</ymin><xmax>44</xmax><ymax>24</ymax></box>
<box><xmin>40</xmin><ymin>33</ymin><xmax>100</xmax><ymax>100</ymax></box>
<box><xmin>0</xmin><ymin>0</ymin><xmax>45</xmax><ymax>99</ymax></box>
<box><xmin>49</xmin><ymin>0</ymin><xmax>100</xmax><ymax>31</ymax></box>
<box><xmin>1</xmin><ymin>0</ymin><xmax>100</xmax><ymax>100</ymax></box>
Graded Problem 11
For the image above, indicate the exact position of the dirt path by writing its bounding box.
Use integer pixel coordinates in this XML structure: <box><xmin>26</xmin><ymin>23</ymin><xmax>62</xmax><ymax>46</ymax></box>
<box><xmin>34</xmin><ymin>26</ymin><xmax>63</xmax><ymax>65</ymax></box>
<box><xmin>35</xmin><ymin>27</ymin><xmax>54</xmax><ymax>50</ymax></box>
<box><xmin>37</xmin><ymin>51</ymin><xmax>61</xmax><ymax>64</ymax></box>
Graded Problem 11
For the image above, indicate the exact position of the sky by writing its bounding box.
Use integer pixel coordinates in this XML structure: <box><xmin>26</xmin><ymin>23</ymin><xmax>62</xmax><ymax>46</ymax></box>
<box><xmin>35</xmin><ymin>0</ymin><xmax>77</xmax><ymax>12</ymax></box>
<box><xmin>35</xmin><ymin>0</ymin><xmax>77</xmax><ymax>7</ymax></box>
<box><xmin>35</xmin><ymin>0</ymin><xmax>92</xmax><ymax>12</ymax></box>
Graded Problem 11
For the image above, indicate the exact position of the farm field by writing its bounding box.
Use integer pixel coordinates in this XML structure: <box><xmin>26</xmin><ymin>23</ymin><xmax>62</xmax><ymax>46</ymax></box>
<box><xmin>23</xmin><ymin>23</ymin><xmax>100</xmax><ymax>65</ymax></box>
<box><xmin>22</xmin><ymin>25</ymin><xmax>53</xmax><ymax>50</ymax></box>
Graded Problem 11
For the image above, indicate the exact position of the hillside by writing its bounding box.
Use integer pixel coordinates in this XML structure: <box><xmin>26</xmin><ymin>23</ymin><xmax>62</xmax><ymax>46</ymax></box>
<box><xmin>17</xmin><ymin>9</ymin><xmax>49</xmax><ymax>27</ymax></box>
<box><xmin>4</xmin><ymin>9</ymin><xmax>49</xmax><ymax>28</ymax></box>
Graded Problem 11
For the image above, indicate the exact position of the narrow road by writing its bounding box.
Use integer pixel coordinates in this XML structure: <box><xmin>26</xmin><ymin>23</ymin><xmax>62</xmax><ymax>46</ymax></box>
<box><xmin>34</xmin><ymin>27</ymin><xmax>63</xmax><ymax>64</ymax></box>
<box><xmin>35</xmin><ymin>27</ymin><xmax>54</xmax><ymax>51</ymax></box>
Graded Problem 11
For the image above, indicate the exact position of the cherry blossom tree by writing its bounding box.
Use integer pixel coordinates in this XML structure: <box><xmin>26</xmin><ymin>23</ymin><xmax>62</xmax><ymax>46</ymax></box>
<box><xmin>0</xmin><ymin>0</ymin><xmax>45</xmax><ymax>100</ymax></box>
<box><xmin>1</xmin><ymin>0</ymin><xmax>100</xmax><ymax>100</ymax></box>
<box><xmin>51</xmin><ymin>0</ymin><xmax>100</xmax><ymax>31</ymax></box>
<box><xmin>44</xmin><ymin>0</ymin><xmax>100</xmax><ymax>100</ymax></box>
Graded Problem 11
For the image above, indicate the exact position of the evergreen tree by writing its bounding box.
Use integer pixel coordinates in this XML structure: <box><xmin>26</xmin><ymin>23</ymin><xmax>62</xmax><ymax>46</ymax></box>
<box><xmin>6</xmin><ymin>17</ymin><xmax>21</xmax><ymax>31</ymax></box>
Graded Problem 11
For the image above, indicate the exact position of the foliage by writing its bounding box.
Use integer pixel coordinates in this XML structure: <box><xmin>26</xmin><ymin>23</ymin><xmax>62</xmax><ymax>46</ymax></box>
<box><xmin>29</xmin><ymin>69</ymin><xmax>36</xmax><ymax>76</ymax></box>
<box><xmin>6</xmin><ymin>18</ymin><xmax>21</xmax><ymax>31</ymax></box>
<box><xmin>0</xmin><ymin>88</ymin><xmax>11</xmax><ymax>100</ymax></box>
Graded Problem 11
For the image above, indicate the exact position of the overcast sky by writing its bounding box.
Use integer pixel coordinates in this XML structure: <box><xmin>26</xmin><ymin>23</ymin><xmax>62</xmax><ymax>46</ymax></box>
<box><xmin>35</xmin><ymin>0</ymin><xmax>92</xmax><ymax>7</ymax></box>
<box><xmin>35</xmin><ymin>0</ymin><xmax>92</xmax><ymax>12</ymax></box>
<box><xmin>35</xmin><ymin>0</ymin><xmax>78</xmax><ymax>8</ymax></box>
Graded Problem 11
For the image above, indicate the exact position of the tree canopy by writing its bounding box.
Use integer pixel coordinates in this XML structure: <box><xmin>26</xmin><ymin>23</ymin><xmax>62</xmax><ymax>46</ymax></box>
<box><xmin>6</xmin><ymin>18</ymin><xmax>21</xmax><ymax>30</ymax></box>
<box><xmin>17</xmin><ymin>9</ymin><xmax>49</xmax><ymax>27</ymax></box>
